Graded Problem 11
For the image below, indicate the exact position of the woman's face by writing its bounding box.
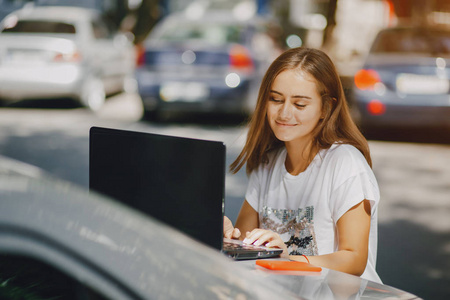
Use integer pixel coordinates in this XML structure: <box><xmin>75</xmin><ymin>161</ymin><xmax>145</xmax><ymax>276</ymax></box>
<box><xmin>266</xmin><ymin>69</ymin><xmax>323</xmax><ymax>146</ymax></box>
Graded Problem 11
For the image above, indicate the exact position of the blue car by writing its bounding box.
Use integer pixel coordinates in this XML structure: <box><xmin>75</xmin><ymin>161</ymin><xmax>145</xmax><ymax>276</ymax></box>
<box><xmin>352</xmin><ymin>26</ymin><xmax>450</xmax><ymax>134</ymax></box>
<box><xmin>135</xmin><ymin>10</ymin><xmax>282</xmax><ymax>120</ymax></box>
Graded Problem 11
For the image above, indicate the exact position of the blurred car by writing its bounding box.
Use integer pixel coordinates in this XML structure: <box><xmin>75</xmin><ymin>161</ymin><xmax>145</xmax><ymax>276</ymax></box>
<box><xmin>0</xmin><ymin>154</ymin><xmax>420</xmax><ymax>300</ymax></box>
<box><xmin>0</xmin><ymin>154</ymin><xmax>292</xmax><ymax>300</ymax></box>
<box><xmin>352</xmin><ymin>26</ymin><xmax>450</xmax><ymax>133</ymax></box>
<box><xmin>0</xmin><ymin>6</ymin><xmax>136</xmax><ymax>111</ymax></box>
<box><xmin>135</xmin><ymin>10</ymin><xmax>282</xmax><ymax>120</ymax></box>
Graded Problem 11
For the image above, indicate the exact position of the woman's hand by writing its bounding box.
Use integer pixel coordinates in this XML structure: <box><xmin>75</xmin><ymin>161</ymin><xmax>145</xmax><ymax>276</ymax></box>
<box><xmin>223</xmin><ymin>216</ymin><xmax>241</xmax><ymax>239</ymax></box>
<box><xmin>243</xmin><ymin>228</ymin><xmax>289</xmax><ymax>258</ymax></box>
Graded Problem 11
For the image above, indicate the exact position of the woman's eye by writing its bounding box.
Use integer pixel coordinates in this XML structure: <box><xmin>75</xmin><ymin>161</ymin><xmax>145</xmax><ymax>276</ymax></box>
<box><xmin>270</xmin><ymin>98</ymin><xmax>283</xmax><ymax>103</ymax></box>
<box><xmin>295</xmin><ymin>103</ymin><xmax>306</xmax><ymax>108</ymax></box>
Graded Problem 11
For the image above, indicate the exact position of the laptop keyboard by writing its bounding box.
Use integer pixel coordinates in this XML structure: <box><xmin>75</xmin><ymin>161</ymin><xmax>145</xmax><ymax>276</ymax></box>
<box><xmin>223</xmin><ymin>238</ymin><xmax>269</xmax><ymax>251</ymax></box>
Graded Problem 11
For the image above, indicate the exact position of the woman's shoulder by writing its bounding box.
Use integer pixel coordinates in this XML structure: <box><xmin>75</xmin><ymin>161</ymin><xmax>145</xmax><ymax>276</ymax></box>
<box><xmin>327</xmin><ymin>143</ymin><xmax>362</xmax><ymax>156</ymax></box>
<box><xmin>324</xmin><ymin>143</ymin><xmax>379</xmax><ymax>200</ymax></box>
<box><xmin>321</xmin><ymin>143</ymin><xmax>369</xmax><ymax>169</ymax></box>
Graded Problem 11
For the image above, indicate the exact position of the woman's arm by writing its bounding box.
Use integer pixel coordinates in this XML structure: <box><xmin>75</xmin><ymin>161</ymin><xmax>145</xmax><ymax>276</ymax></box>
<box><xmin>243</xmin><ymin>200</ymin><xmax>372</xmax><ymax>275</ymax></box>
<box><xmin>290</xmin><ymin>200</ymin><xmax>372</xmax><ymax>276</ymax></box>
<box><xmin>234</xmin><ymin>200</ymin><xmax>260</xmax><ymax>240</ymax></box>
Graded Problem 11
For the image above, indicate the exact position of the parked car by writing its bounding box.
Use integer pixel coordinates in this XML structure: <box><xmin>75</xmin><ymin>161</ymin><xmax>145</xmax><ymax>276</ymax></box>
<box><xmin>0</xmin><ymin>6</ymin><xmax>136</xmax><ymax>111</ymax></box>
<box><xmin>135</xmin><ymin>10</ymin><xmax>282</xmax><ymax>120</ymax></box>
<box><xmin>0</xmin><ymin>155</ymin><xmax>420</xmax><ymax>299</ymax></box>
<box><xmin>0</xmin><ymin>155</ymin><xmax>291</xmax><ymax>300</ymax></box>
<box><xmin>352</xmin><ymin>26</ymin><xmax>450</xmax><ymax>134</ymax></box>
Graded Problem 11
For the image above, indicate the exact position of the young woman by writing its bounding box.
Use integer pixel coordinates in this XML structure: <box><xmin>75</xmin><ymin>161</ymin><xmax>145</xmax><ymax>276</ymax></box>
<box><xmin>224</xmin><ymin>47</ymin><xmax>381</xmax><ymax>283</ymax></box>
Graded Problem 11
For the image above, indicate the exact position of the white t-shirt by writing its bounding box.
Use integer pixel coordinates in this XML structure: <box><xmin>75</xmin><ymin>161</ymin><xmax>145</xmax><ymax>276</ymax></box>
<box><xmin>245</xmin><ymin>143</ymin><xmax>381</xmax><ymax>283</ymax></box>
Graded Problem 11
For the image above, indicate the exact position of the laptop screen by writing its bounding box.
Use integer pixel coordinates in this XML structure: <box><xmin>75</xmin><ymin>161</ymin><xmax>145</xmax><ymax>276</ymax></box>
<box><xmin>89</xmin><ymin>127</ymin><xmax>225</xmax><ymax>250</ymax></box>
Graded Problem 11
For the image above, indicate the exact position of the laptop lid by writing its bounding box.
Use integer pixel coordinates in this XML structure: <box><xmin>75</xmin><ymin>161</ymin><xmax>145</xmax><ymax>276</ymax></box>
<box><xmin>89</xmin><ymin>126</ymin><xmax>225</xmax><ymax>250</ymax></box>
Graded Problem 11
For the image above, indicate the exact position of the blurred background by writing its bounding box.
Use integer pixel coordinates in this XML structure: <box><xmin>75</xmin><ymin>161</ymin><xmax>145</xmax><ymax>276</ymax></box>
<box><xmin>0</xmin><ymin>0</ymin><xmax>449</xmax><ymax>299</ymax></box>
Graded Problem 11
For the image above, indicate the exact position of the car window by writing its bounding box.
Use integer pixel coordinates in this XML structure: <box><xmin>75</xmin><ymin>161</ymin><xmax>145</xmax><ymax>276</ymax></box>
<box><xmin>0</xmin><ymin>254</ymin><xmax>107</xmax><ymax>300</ymax></box>
<box><xmin>1</xmin><ymin>20</ymin><xmax>76</xmax><ymax>34</ymax></box>
<box><xmin>158</xmin><ymin>22</ymin><xmax>244</xmax><ymax>45</ymax></box>
<box><xmin>371</xmin><ymin>29</ymin><xmax>450</xmax><ymax>55</ymax></box>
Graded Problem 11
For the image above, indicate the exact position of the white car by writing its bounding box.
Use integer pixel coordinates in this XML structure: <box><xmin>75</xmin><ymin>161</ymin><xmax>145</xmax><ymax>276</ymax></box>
<box><xmin>0</xmin><ymin>6</ymin><xmax>136</xmax><ymax>110</ymax></box>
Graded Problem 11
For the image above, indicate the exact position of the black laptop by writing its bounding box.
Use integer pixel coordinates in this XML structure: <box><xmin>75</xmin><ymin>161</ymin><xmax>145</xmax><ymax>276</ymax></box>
<box><xmin>89</xmin><ymin>126</ymin><xmax>282</xmax><ymax>260</ymax></box>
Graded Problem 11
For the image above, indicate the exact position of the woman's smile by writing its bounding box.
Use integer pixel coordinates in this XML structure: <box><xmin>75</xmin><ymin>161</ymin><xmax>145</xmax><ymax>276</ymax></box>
<box><xmin>275</xmin><ymin>120</ymin><xmax>297</xmax><ymax>127</ymax></box>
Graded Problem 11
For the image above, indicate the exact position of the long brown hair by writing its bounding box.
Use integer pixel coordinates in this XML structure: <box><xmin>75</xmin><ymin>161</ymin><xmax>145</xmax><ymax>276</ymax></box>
<box><xmin>230</xmin><ymin>47</ymin><xmax>371</xmax><ymax>174</ymax></box>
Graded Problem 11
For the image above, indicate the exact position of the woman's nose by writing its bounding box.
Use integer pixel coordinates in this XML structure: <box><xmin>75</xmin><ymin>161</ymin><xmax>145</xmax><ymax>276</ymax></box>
<box><xmin>279</xmin><ymin>102</ymin><xmax>292</xmax><ymax>119</ymax></box>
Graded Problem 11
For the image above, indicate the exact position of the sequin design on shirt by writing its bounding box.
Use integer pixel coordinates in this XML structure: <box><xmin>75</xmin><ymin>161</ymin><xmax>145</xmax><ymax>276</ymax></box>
<box><xmin>260</xmin><ymin>205</ymin><xmax>318</xmax><ymax>256</ymax></box>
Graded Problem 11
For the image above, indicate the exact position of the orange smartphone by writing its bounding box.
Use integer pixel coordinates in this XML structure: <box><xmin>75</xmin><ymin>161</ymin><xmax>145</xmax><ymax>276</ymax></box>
<box><xmin>256</xmin><ymin>260</ymin><xmax>322</xmax><ymax>272</ymax></box>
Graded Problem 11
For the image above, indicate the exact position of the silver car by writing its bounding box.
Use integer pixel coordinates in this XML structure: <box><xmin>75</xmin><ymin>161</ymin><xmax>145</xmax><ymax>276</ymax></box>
<box><xmin>351</xmin><ymin>26</ymin><xmax>450</xmax><ymax>134</ymax></box>
<box><xmin>0</xmin><ymin>154</ymin><xmax>421</xmax><ymax>300</ymax></box>
<box><xmin>0</xmin><ymin>6</ymin><xmax>136</xmax><ymax>110</ymax></box>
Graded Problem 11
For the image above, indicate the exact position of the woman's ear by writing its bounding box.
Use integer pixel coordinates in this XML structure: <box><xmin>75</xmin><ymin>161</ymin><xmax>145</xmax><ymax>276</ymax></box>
<box><xmin>320</xmin><ymin>101</ymin><xmax>330</xmax><ymax>120</ymax></box>
<box><xmin>320</xmin><ymin>107</ymin><xmax>327</xmax><ymax>119</ymax></box>
<box><xmin>321</xmin><ymin>96</ymin><xmax>336</xmax><ymax>119</ymax></box>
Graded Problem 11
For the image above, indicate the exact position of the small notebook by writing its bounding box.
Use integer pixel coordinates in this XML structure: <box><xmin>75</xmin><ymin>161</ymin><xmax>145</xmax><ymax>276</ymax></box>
<box><xmin>256</xmin><ymin>260</ymin><xmax>322</xmax><ymax>272</ymax></box>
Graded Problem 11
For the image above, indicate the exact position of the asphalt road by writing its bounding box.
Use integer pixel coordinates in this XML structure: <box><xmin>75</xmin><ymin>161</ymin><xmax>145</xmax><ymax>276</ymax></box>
<box><xmin>0</xmin><ymin>92</ymin><xmax>449</xmax><ymax>299</ymax></box>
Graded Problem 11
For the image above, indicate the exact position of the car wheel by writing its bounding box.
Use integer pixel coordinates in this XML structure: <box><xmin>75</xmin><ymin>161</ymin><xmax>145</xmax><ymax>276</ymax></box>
<box><xmin>80</xmin><ymin>77</ymin><xmax>106</xmax><ymax>111</ymax></box>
